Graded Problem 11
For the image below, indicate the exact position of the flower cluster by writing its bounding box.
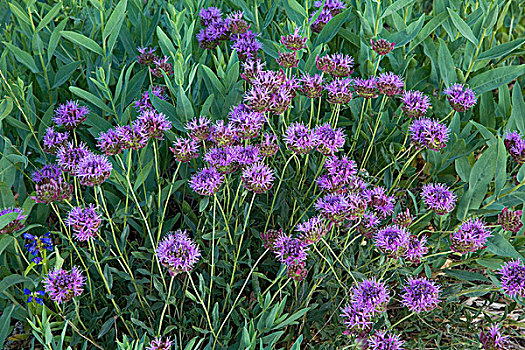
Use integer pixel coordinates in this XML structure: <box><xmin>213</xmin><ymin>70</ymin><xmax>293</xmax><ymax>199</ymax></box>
<box><xmin>480</xmin><ymin>324</ymin><xmax>509</xmax><ymax>350</ymax></box>
<box><xmin>42</xmin><ymin>127</ymin><xmax>69</xmax><ymax>154</ymax></box>
<box><xmin>374</xmin><ymin>225</ymin><xmax>410</xmax><ymax>258</ymax></box>
<box><xmin>409</xmin><ymin>118</ymin><xmax>450</xmax><ymax>151</ymax></box>
<box><xmin>371</xmin><ymin>39</ymin><xmax>396</xmax><ymax>55</ymax></box>
<box><xmin>43</xmin><ymin>266</ymin><xmax>85</xmax><ymax>304</ymax></box>
<box><xmin>244</xmin><ymin>69</ymin><xmax>296</xmax><ymax>115</ymax></box>
<box><xmin>450</xmin><ymin>218</ymin><xmax>491</xmax><ymax>253</ymax></box>
<box><xmin>295</xmin><ymin>216</ymin><xmax>328</xmax><ymax>244</ymax></box>
<box><xmin>277</xmin><ymin>28</ymin><xmax>306</xmax><ymax>68</ymax></box>
<box><xmin>401</xmin><ymin>277</ymin><xmax>441</xmax><ymax>313</ymax></box>
<box><xmin>23</xmin><ymin>288</ymin><xmax>46</xmax><ymax>305</ymax></box>
<box><xmin>368</xmin><ymin>331</ymin><xmax>405</xmax><ymax>350</ymax></box>
<box><xmin>504</xmin><ymin>131</ymin><xmax>525</xmax><ymax>164</ymax></box>
<box><xmin>156</xmin><ymin>230</ymin><xmax>201</xmax><ymax>276</ymax></box>
<box><xmin>443</xmin><ymin>83</ymin><xmax>477</xmax><ymax>112</ymax></box>
<box><xmin>310</xmin><ymin>0</ymin><xmax>346</xmax><ymax>33</ymax></box>
<box><xmin>421</xmin><ymin>183</ymin><xmax>457</xmax><ymax>215</ymax></box>
<box><xmin>23</xmin><ymin>232</ymin><xmax>53</xmax><ymax>264</ymax></box>
<box><xmin>31</xmin><ymin>164</ymin><xmax>72</xmax><ymax>204</ymax></box>
<box><xmin>66</xmin><ymin>205</ymin><xmax>101</xmax><ymax>241</ymax></box>
<box><xmin>0</xmin><ymin>207</ymin><xmax>26</xmax><ymax>235</ymax></box>
<box><xmin>498</xmin><ymin>259</ymin><xmax>525</xmax><ymax>298</ymax></box>
<box><xmin>53</xmin><ymin>100</ymin><xmax>89</xmax><ymax>129</ymax></box>
<box><xmin>146</xmin><ymin>337</ymin><xmax>173</xmax><ymax>350</ymax></box>
<box><xmin>498</xmin><ymin>207</ymin><xmax>523</xmax><ymax>233</ymax></box>
<box><xmin>401</xmin><ymin>90</ymin><xmax>431</xmax><ymax>118</ymax></box>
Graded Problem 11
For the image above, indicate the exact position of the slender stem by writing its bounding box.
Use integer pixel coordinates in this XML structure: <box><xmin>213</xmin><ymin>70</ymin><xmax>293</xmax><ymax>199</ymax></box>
<box><xmin>158</xmin><ymin>276</ymin><xmax>175</xmax><ymax>334</ymax></box>
<box><xmin>388</xmin><ymin>312</ymin><xmax>415</xmax><ymax>331</ymax></box>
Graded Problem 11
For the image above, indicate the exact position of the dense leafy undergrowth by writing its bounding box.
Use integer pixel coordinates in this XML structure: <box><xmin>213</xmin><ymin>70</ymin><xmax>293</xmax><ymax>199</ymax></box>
<box><xmin>0</xmin><ymin>0</ymin><xmax>525</xmax><ymax>349</ymax></box>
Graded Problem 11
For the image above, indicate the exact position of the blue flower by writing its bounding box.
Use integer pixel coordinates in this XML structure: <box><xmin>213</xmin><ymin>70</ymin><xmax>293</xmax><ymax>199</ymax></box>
<box><xmin>23</xmin><ymin>288</ymin><xmax>45</xmax><ymax>305</ymax></box>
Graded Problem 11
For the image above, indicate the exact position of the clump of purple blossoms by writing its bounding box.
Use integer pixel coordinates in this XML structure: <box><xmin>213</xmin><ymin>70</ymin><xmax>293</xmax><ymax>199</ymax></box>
<box><xmin>280</xmin><ymin>28</ymin><xmax>307</xmax><ymax>51</ymax></box>
<box><xmin>401</xmin><ymin>90</ymin><xmax>431</xmax><ymax>118</ymax></box>
<box><xmin>186</xmin><ymin>116</ymin><xmax>212</xmax><ymax>141</ymax></box>
<box><xmin>240</xmin><ymin>59</ymin><xmax>265</xmax><ymax>82</ymax></box>
<box><xmin>189</xmin><ymin>167</ymin><xmax>224</xmax><ymax>196</ymax></box>
<box><xmin>43</xmin><ymin>266</ymin><xmax>85</xmax><ymax>304</ymax></box>
<box><xmin>480</xmin><ymin>324</ymin><xmax>510</xmax><ymax>350</ymax></box>
<box><xmin>498</xmin><ymin>259</ymin><xmax>525</xmax><ymax>298</ymax></box>
<box><xmin>197</xmin><ymin>26</ymin><xmax>222</xmax><ymax>50</ymax></box>
<box><xmin>374</xmin><ymin>225</ymin><xmax>410</xmax><ymax>258</ymax></box>
<box><xmin>368</xmin><ymin>331</ymin><xmax>405</xmax><ymax>350</ymax></box>
<box><xmin>260</xmin><ymin>228</ymin><xmax>283</xmax><ymax>250</ymax></box>
<box><xmin>66</xmin><ymin>205</ymin><xmax>101</xmax><ymax>241</ymax></box>
<box><xmin>31</xmin><ymin>164</ymin><xmax>72</xmax><ymax>204</ymax></box>
<box><xmin>231</xmin><ymin>30</ymin><xmax>262</xmax><ymax>61</ymax></box>
<box><xmin>241</xmin><ymin>162</ymin><xmax>274</xmax><ymax>193</ymax></box>
<box><xmin>97</xmin><ymin>128</ymin><xmax>122</xmax><ymax>156</ymax></box>
<box><xmin>421</xmin><ymin>183</ymin><xmax>457</xmax><ymax>215</ymax></box>
<box><xmin>443</xmin><ymin>83</ymin><xmax>477</xmax><ymax>112</ymax></box>
<box><xmin>277</xmin><ymin>51</ymin><xmax>299</xmax><ymax>68</ymax></box>
<box><xmin>273</xmin><ymin>235</ymin><xmax>308</xmax><ymax>266</ymax></box>
<box><xmin>401</xmin><ymin>277</ymin><xmax>441</xmax><ymax>313</ymax></box>
<box><xmin>42</xmin><ymin>127</ymin><xmax>69</xmax><ymax>154</ymax></box>
<box><xmin>504</xmin><ymin>131</ymin><xmax>525</xmax><ymax>164</ymax></box>
<box><xmin>56</xmin><ymin>142</ymin><xmax>91</xmax><ymax>173</ymax></box>
<box><xmin>316</xmin><ymin>55</ymin><xmax>335</xmax><ymax>74</ymax></box>
<box><xmin>229</xmin><ymin>105</ymin><xmax>265</xmax><ymax>140</ymax></box>
<box><xmin>23</xmin><ymin>232</ymin><xmax>53</xmax><ymax>264</ymax></box>
<box><xmin>404</xmin><ymin>235</ymin><xmax>428</xmax><ymax>264</ymax></box>
<box><xmin>285</xmin><ymin>122</ymin><xmax>317</xmax><ymax>154</ymax></box>
<box><xmin>325</xmin><ymin>155</ymin><xmax>357</xmax><ymax>183</ymax></box>
<box><xmin>150</xmin><ymin>56</ymin><xmax>173</xmax><ymax>77</ymax></box>
<box><xmin>340</xmin><ymin>304</ymin><xmax>373</xmax><ymax>335</ymax></box>
<box><xmin>299</xmin><ymin>73</ymin><xmax>324</xmax><ymax>99</ymax></box>
<box><xmin>363</xmin><ymin>186</ymin><xmax>395</xmax><ymax>219</ymax></box>
<box><xmin>134</xmin><ymin>86</ymin><xmax>167</xmax><ymax>113</ymax></box>
<box><xmin>393</xmin><ymin>209</ymin><xmax>413</xmax><ymax>227</ymax></box>
<box><xmin>137</xmin><ymin>110</ymin><xmax>172</xmax><ymax>139</ymax></box>
<box><xmin>75</xmin><ymin>153</ymin><xmax>113</xmax><ymax>186</ymax></box>
<box><xmin>226</xmin><ymin>11</ymin><xmax>249</xmax><ymax>35</ymax></box>
<box><xmin>498</xmin><ymin>207</ymin><xmax>523</xmax><ymax>233</ymax></box>
<box><xmin>325</xmin><ymin>78</ymin><xmax>353</xmax><ymax>104</ymax></box>
<box><xmin>170</xmin><ymin>137</ymin><xmax>199</xmax><ymax>163</ymax></box>
<box><xmin>450</xmin><ymin>218</ymin><xmax>491</xmax><ymax>254</ymax></box>
<box><xmin>377</xmin><ymin>72</ymin><xmax>404</xmax><ymax>96</ymax></box>
<box><xmin>234</xmin><ymin>145</ymin><xmax>260</xmax><ymax>167</ymax></box>
<box><xmin>53</xmin><ymin>101</ymin><xmax>89</xmax><ymax>129</ymax></box>
<box><xmin>354</xmin><ymin>77</ymin><xmax>378</xmax><ymax>99</ymax></box>
<box><xmin>146</xmin><ymin>337</ymin><xmax>173</xmax><ymax>350</ymax></box>
<box><xmin>314</xmin><ymin>124</ymin><xmax>346</xmax><ymax>155</ymax></box>
<box><xmin>257</xmin><ymin>133</ymin><xmax>279</xmax><ymax>157</ymax></box>
<box><xmin>371</xmin><ymin>39</ymin><xmax>396</xmax><ymax>55</ymax></box>
<box><xmin>329</xmin><ymin>53</ymin><xmax>354</xmax><ymax>78</ymax></box>
<box><xmin>350</xmin><ymin>278</ymin><xmax>390</xmax><ymax>315</ymax></box>
<box><xmin>296</xmin><ymin>216</ymin><xmax>328</xmax><ymax>244</ymax></box>
<box><xmin>310</xmin><ymin>0</ymin><xmax>346</xmax><ymax>33</ymax></box>
<box><xmin>315</xmin><ymin>193</ymin><xmax>366</xmax><ymax>224</ymax></box>
<box><xmin>156</xmin><ymin>230</ymin><xmax>201</xmax><ymax>276</ymax></box>
<box><xmin>116</xmin><ymin>123</ymin><xmax>149</xmax><ymax>150</ymax></box>
<box><xmin>409</xmin><ymin>118</ymin><xmax>450</xmax><ymax>151</ymax></box>
<box><xmin>287</xmin><ymin>261</ymin><xmax>308</xmax><ymax>282</ymax></box>
<box><xmin>137</xmin><ymin>47</ymin><xmax>156</xmax><ymax>65</ymax></box>
<box><xmin>357</xmin><ymin>211</ymin><xmax>380</xmax><ymax>238</ymax></box>
<box><xmin>199</xmin><ymin>7</ymin><xmax>222</xmax><ymax>26</ymax></box>
<box><xmin>210</xmin><ymin>120</ymin><xmax>238</xmax><ymax>146</ymax></box>
<box><xmin>204</xmin><ymin>147</ymin><xmax>237</xmax><ymax>174</ymax></box>
<box><xmin>0</xmin><ymin>207</ymin><xmax>26</xmax><ymax>235</ymax></box>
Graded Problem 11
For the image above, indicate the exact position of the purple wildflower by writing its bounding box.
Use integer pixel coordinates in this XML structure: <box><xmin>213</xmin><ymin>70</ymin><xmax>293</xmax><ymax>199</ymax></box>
<box><xmin>56</xmin><ymin>142</ymin><xmax>91</xmax><ymax>173</ymax></box>
<box><xmin>226</xmin><ymin>11</ymin><xmax>249</xmax><ymax>35</ymax></box>
<box><xmin>353</xmin><ymin>77</ymin><xmax>378</xmax><ymax>99</ymax></box>
<box><xmin>393</xmin><ymin>209</ymin><xmax>413</xmax><ymax>227</ymax></box>
<box><xmin>316</xmin><ymin>174</ymin><xmax>346</xmax><ymax>193</ymax></box>
<box><xmin>53</xmin><ymin>101</ymin><xmax>89</xmax><ymax>129</ymax></box>
<box><xmin>197</xmin><ymin>26</ymin><xmax>222</xmax><ymax>50</ymax></box>
<box><xmin>357</xmin><ymin>211</ymin><xmax>380</xmax><ymax>238</ymax></box>
<box><xmin>257</xmin><ymin>133</ymin><xmax>279</xmax><ymax>157</ymax></box>
<box><xmin>450</xmin><ymin>218</ymin><xmax>491</xmax><ymax>254</ymax></box>
<box><xmin>314</xmin><ymin>123</ymin><xmax>346</xmax><ymax>155</ymax></box>
<box><xmin>32</xmin><ymin>164</ymin><xmax>62</xmax><ymax>184</ymax></box>
<box><xmin>115</xmin><ymin>123</ymin><xmax>149</xmax><ymax>150</ymax></box>
<box><xmin>351</xmin><ymin>278</ymin><xmax>390</xmax><ymax>315</ymax></box>
<box><xmin>325</xmin><ymin>78</ymin><xmax>353</xmax><ymax>104</ymax></box>
<box><xmin>240</xmin><ymin>59</ymin><xmax>266</xmax><ymax>82</ymax></box>
<box><xmin>287</xmin><ymin>260</ymin><xmax>308</xmax><ymax>281</ymax></box>
<box><xmin>0</xmin><ymin>208</ymin><xmax>26</xmax><ymax>235</ymax></box>
<box><xmin>273</xmin><ymin>235</ymin><xmax>308</xmax><ymax>265</ymax></box>
<box><xmin>299</xmin><ymin>73</ymin><xmax>324</xmax><ymax>99</ymax></box>
<box><xmin>43</xmin><ymin>266</ymin><xmax>85</xmax><ymax>304</ymax></box>
<box><xmin>199</xmin><ymin>7</ymin><xmax>222</xmax><ymax>26</ymax></box>
<box><xmin>315</xmin><ymin>193</ymin><xmax>365</xmax><ymax>224</ymax></box>
<box><xmin>42</xmin><ymin>127</ymin><xmax>69</xmax><ymax>154</ymax></box>
<box><xmin>233</xmin><ymin>145</ymin><xmax>260</xmax><ymax>167</ymax></box>
<box><xmin>285</xmin><ymin>122</ymin><xmax>317</xmax><ymax>154</ymax></box>
<box><xmin>137</xmin><ymin>47</ymin><xmax>156</xmax><ymax>65</ymax></box>
<box><xmin>260</xmin><ymin>228</ymin><xmax>283</xmax><ymax>250</ymax></box>
<box><xmin>231</xmin><ymin>30</ymin><xmax>262</xmax><ymax>61</ymax></box>
<box><xmin>296</xmin><ymin>216</ymin><xmax>328</xmax><ymax>244</ymax></box>
<box><xmin>269</xmin><ymin>87</ymin><xmax>293</xmax><ymax>115</ymax></box>
<box><xmin>314</xmin><ymin>0</ymin><xmax>346</xmax><ymax>15</ymax></box>
<box><xmin>65</xmin><ymin>205</ymin><xmax>101</xmax><ymax>241</ymax></box>
<box><xmin>133</xmin><ymin>86</ymin><xmax>167</xmax><ymax>113</ymax></box>
<box><xmin>401</xmin><ymin>90</ymin><xmax>431</xmax><ymax>118</ymax></box>
<box><xmin>374</xmin><ymin>225</ymin><xmax>410</xmax><ymax>258</ymax></box>
<box><xmin>185</xmin><ymin>116</ymin><xmax>212</xmax><ymax>141</ymax></box>
<box><xmin>409</xmin><ymin>118</ymin><xmax>450</xmax><ymax>151</ymax></box>
<box><xmin>316</xmin><ymin>55</ymin><xmax>335</xmax><ymax>74</ymax></box>
<box><xmin>244</xmin><ymin>85</ymin><xmax>273</xmax><ymax>112</ymax></box>
<box><xmin>189</xmin><ymin>167</ymin><xmax>224</xmax><ymax>196</ymax></box>
<box><xmin>404</xmin><ymin>235</ymin><xmax>428</xmax><ymax>264</ymax></box>
<box><xmin>310</xmin><ymin>9</ymin><xmax>333</xmax><ymax>33</ymax></box>
<box><xmin>280</xmin><ymin>28</ymin><xmax>307</xmax><ymax>51</ymax></box>
<box><xmin>504</xmin><ymin>131</ymin><xmax>525</xmax><ymax>164</ymax></box>
<box><xmin>363</xmin><ymin>186</ymin><xmax>395</xmax><ymax>219</ymax></box>
<box><xmin>32</xmin><ymin>179</ymin><xmax>72</xmax><ymax>204</ymax></box>
<box><xmin>421</xmin><ymin>183</ymin><xmax>457</xmax><ymax>215</ymax></box>
<box><xmin>23</xmin><ymin>232</ymin><xmax>53</xmax><ymax>264</ymax></box>
<box><xmin>377</xmin><ymin>72</ymin><xmax>405</xmax><ymax>96</ymax></box>
<box><xmin>480</xmin><ymin>324</ymin><xmax>510</xmax><ymax>350</ymax></box>
<box><xmin>157</xmin><ymin>230</ymin><xmax>201</xmax><ymax>276</ymax></box>
<box><xmin>137</xmin><ymin>110</ymin><xmax>172</xmax><ymax>139</ymax></box>
<box><xmin>443</xmin><ymin>83</ymin><xmax>477</xmax><ymax>112</ymax></box>
<box><xmin>210</xmin><ymin>120</ymin><xmax>238</xmax><ymax>146</ymax></box>
<box><xmin>277</xmin><ymin>51</ymin><xmax>299</xmax><ymax>68</ymax></box>
<box><xmin>340</xmin><ymin>304</ymin><xmax>373</xmax><ymax>335</ymax></box>
<box><xmin>170</xmin><ymin>137</ymin><xmax>200</xmax><ymax>163</ymax></box>
<box><xmin>97</xmin><ymin>128</ymin><xmax>122</xmax><ymax>156</ymax></box>
<box><xmin>229</xmin><ymin>105</ymin><xmax>265</xmax><ymax>140</ymax></box>
<box><xmin>146</xmin><ymin>337</ymin><xmax>173</xmax><ymax>350</ymax></box>
<box><xmin>75</xmin><ymin>153</ymin><xmax>113</xmax><ymax>186</ymax></box>
<box><xmin>150</xmin><ymin>56</ymin><xmax>173</xmax><ymax>78</ymax></box>
<box><xmin>325</xmin><ymin>155</ymin><xmax>357</xmax><ymax>182</ymax></box>
<box><xmin>329</xmin><ymin>53</ymin><xmax>354</xmax><ymax>78</ymax></box>
<box><xmin>371</xmin><ymin>39</ymin><xmax>396</xmax><ymax>55</ymax></box>
<box><xmin>401</xmin><ymin>277</ymin><xmax>441</xmax><ymax>313</ymax></box>
<box><xmin>368</xmin><ymin>331</ymin><xmax>405</xmax><ymax>350</ymax></box>
<box><xmin>204</xmin><ymin>146</ymin><xmax>236</xmax><ymax>173</ymax></box>
<box><xmin>498</xmin><ymin>259</ymin><xmax>525</xmax><ymax>298</ymax></box>
<box><xmin>498</xmin><ymin>207</ymin><xmax>523</xmax><ymax>233</ymax></box>
<box><xmin>241</xmin><ymin>162</ymin><xmax>274</xmax><ymax>193</ymax></box>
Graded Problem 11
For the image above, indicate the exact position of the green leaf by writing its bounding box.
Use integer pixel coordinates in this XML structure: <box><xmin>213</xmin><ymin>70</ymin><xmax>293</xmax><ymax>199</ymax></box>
<box><xmin>314</xmin><ymin>9</ymin><xmax>351</xmax><ymax>46</ymax></box>
<box><xmin>447</xmin><ymin>8</ymin><xmax>478</xmax><ymax>46</ymax></box>
<box><xmin>485</xmin><ymin>233</ymin><xmax>523</xmax><ymax>260</ymax></box>
<box><xmin>468</xmin><ymin>65</ymin><xmax>525</xmax><ymax>94</ymax></box>
<box><xmin>176</xmin><ymin>86</ymin><xmax>194</xmax><ymax>122</ymax></box>
<box><xmin>61</xmin><ymin>31</ymin><xmax>104</xmax><ymax>55</ymax></box>
<box><xmin>444</xmin><ymin>269</ymin><xmax>490</xmax><ymax>283</ymax></box>
<box><xmin>151</xmin><ymin>93</ymin><xmax>185</xmax><ymax>132</ymax></box>
<box><xmin>510</xmin><ymin>82</ymin><xmax>525</xmax><ymax>135</ymax></box>
<box><xmin>494</xmin><ymin>137</ymin><xmax>507</xmax><ymax>197</ymax></box>
<box><xmin>35</xmin><ymin>2</ymin><xmax>63</xmax><ymax>32</ymax></box>
<box><xmin>0</xmin><ymin>274</ymin><xmax>32</xmax><ymax>295</ymax></box>
<box><xmin>103</xmin><ymin>0</ymin><xmax>127</xmax><ymax>40</ymax></box>
<box><xmin>2</xmin><ymin>42</ymin><xmax>39</xmax><ymax>73</ymax></box>
<box><xmin>408</xmin><ymin>11</ymin><xmax>449</xmax><ymax>53</ymax></box>
<box><xmin>69</xmin><ymin>86</ymin><xmax>113</xmax><ymax>114</ymax></box>
<box><xmin>156</xmin><ymin>27</ymin><xmax>177</xmax><ymax>57</ymax></box>
<box><xmin>382</xmin><ymin>0</ymin><xmax>417</xmax><ymax>18</ymax></box>
<box><xmin>0</xmin><ymin>98</ymin><xmax>13</xmax><ymax>123</ymax></box>
<box><xmin>478</xmin><ymin>38</ymin><xmax>525</xmax><ymax>60</ymax></box>
<box><xmin>52</xmin><ymin>61</ymin><xmax>80</xmax><ymax>88</ymax></box>
<box><xmin>0</xmin><ymin>304</ymin><xmax>15</xmax><ymax>349</ymax></box>
<box><xmin>7</xmin><ymin>2</ymin><xmax>30</xmax><ymax>26</ymax></box>
<box><xmin>438</xmin><ymin>38</ymin><xmax>457</xmax><ymax>87</ymax></box>
<box><xmin>286</xmin><ymin>0</ymin><xmax>307</xmax><ymax>20</ymax></box>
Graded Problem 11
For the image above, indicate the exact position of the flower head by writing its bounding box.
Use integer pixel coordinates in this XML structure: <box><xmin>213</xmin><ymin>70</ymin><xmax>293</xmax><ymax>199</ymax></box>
<box><xmin>260</xmin><ymin>228</ymin><xmax>283</xmax><ymax>250</ymax></box>
<box><xmin>53</xmin><ymin>101</ymin><xmax>89</xmax><ymax>129</ymax></box>
<box><xmin>229</xmin><ymin>105</ymin><xmax>265</xmax><ymax>140</ymax></box>
<box><xmin>296</xmin><ymin>216</ymin><xmax>328</xmax><ymax>244</ymax></box>
<box><xmin>325</xmin><ymin>155</ymin><xmax>357</xmax><ymax>182</ymax></box>
<box><xmin>241</xmin><ymin>162</ymin><xmax>274</xmax><ymax>193</ymax></box>
<box><xmin>32</xmin><ymin>164</ymin><xmax>62</xmax><ymax>184</ymax></box>
<box><xmin>240</xmin><ymin>59</ymin><xmax>266</xmax><ymax>82</ymax></box>
<box><xmin>480</xmin><ymin>324</ymin><xmax>510</xmax><ymax>350</ymax></box>
<box><xmin>23</xmin><ymin>288</ymin><xmax>46</xmax><ymax>305</ymax></box>
<box><xmin>393</xmin><ymin>209</ymin><xmax>413</xmax><ymax>227</ymax></box>
<box><xmin>498</xmin><ymin>259</ymin><xmax>525</xmax><ymax>298</ymax></box>
<box><xmin>97</xmin><ymin>128</ymin><xmax>122</xmax><ymax>156</ymax></box>
<box><xmin>66</xmin><ymin>205</ymin><xmax>101</xmax><ymax>241</ymax></box>
<box><xmin>0</xmin><ymin>207</ymin><xmax>26</xmax><ymax>235</ymax></box>
<box><xmin>23</xmin><ymin>232</ymin><xmax>53</xmax><ymax>264</ymax></box>
<box><xmin>325</xmin><ymin>78</ymin><xmax>353</xmax><ymax>104</ymax></box>
<box><xmin>504</xmin><ymin>131</ymin><xmax>525</xmax><ymax>164</ymax></box>
<box><xmin>314</xmin><ymin>123</ymin><xmax>346</xmax><ymax>155</ymax></box>
<box><xmin>146</xmin><ymin>337</ymin><xmax>173</xmax><ymax>350</ymax></box>
<box><xmin>226</xmin><ymin>11</ymin><xmax>249</xmax><ymax>35</ymax></box>
<box><xmin>277</xmin><ymin>51</ymin><xmax>299</xmax><ymax>68</ymax></box>
<box><xmin>368</xmin><ymin>331</ymin><xmax>405</xmax><ymax>350</ymax></box>
<box><xmin>285</xmin><ymin>122</ymin><xmax>317</xmax><ymax>154</ymax></box>
<box><xmin>280</xmin><ymin>28</ymin><xmax>307</xmax><ymax>51</ymax></box>
<box><xmin>315</xmin><ymin>193</ymin><xmax>366</xmax><ymax>224</ymax></box>
<box><xmin>354</xmin><ymin>77</ymin><xmax>378</xmax><ymax>99</ymax></box>
<box><xmin>357</xmin><ymin>211</ymin><xmax>380</xmax><ymax>238</ymax></box>
<box><xmin>443</xmin><ymin>83</ymin><xmax>477</xmax><ymax>112</ymax></box>
<box><xmin>137</xmin><ymin>110</ymin><xmax>172</xmax><ymax>139</ymax></box>
<box><xmin>233</xmin><ymin>145</ymin><xmax>261</xmax><ymax>167</ymax></box>
<box><xmin>421</xmin><ymin>183</ymin><xmax>457</xmax><ymax>215</ymax></box>
<box><xmin>351</xmin><ymin>278</ymin><xmax>390</xmax><ymax>315</ymax></box>
<box><xmin>115</xmin><ymin>123</ymin><xmax>149</xmax><ymax>150</ymax></box>
<box><xmin>157</xmin><ymin>230</ymin><xmax>201</xmax><ymax>276</ymax></box>
<box><xmin>287</xmin><ymin>260</ymin><xmax>308</xmax><ymax>281</ymax></box>
<box><xmin>401</xmin><ymin>277</ymin><xmax>440</xmax><ymax>313</ymax></box>
<box><xmin>450</xmin><ymin>218</ymin><xmax>491</xmax><ymax>254</ymax></box>
<box><xmin>150</xmin><ymin>56</ymin><xmax>173</xmax><ymax>77</ymax></box>
<box><xmin>42</xmin><ymin>127</ymin><xmax>69</xmax><ymax>154</ymax></box>
<box><xmin>314</xmin><ymin>0</ymin><xmax>346</xmax><ymax>15</ymax></box>
<box><xmin>340</xmin><ymin>304</ymin><xmax>373</xmax><ymax>335</ymax></box>
<box><xmin>409</xmin><ymin>118</ymin><xmax>450</xmax><ymax>151</ymax></box>
<box><xmin>189</xmin><ymin>167</ymin><xmax>224</xmax><ymax>196</ymax></box>
<box><xmin>56</xmin><ymin>142</ymin><xmax>91</xmax><ymax>173</ymax></box>
<box><xmin>210</xmin><ymin>120</ymin><xmax>238</xmax><ymax>146</ymax></box>
<box><xmin>363</xmin><ymin>186</ymin><xmax>395</xmax><ymax>219</ymax></box>
<box><xmin>32</xmin><ymin>179</ymin><xmax>72</xmax><ymax>204</ymax></box>
<box><xmin>329</xmin><ymin>53</ymin><xmax>354</xmax><ymax>78</ymax></box>
<box><xmin>371</xmin><ymin>39</ymin><xmax>396</xmax><ymax>55</ymax></box>
<box><xmin>404</xmin><ymin>235</ymin><xmax>428</xmax><ymax>264</ymax></box>
<box><xmin>257</xmin><ymin>133</ymin><xmax>279</xmax><ymax>157</ymax></box>
<box><xmin>273</xmin><ymin>235</ymin><xmax>308</xmax><ymax>265</ymax></box>
<box><xmin>137</xmin><ymin>47</ymin><xmax>156</xmax><ymax>65</ymax></box>
<box><xmin>197</xmin><ymin>26</ymin><xmax>222</xmax><ymax>49</ymax></box>
<box><xmin>204</xmin><ymin>147</ymin><xmax>237</xmax><ymax>174</ymax></box>
<box><xmin>377</xmin><ymin>72</ymin><xmax>404</xmax><ymax>96</ymax></box>
<box><xmin>186</xmin><ymin>116</ymin><xmax>212</xmax><ymax>141</ymax></box>
<box><xmin>401</xmin><ymin>91</ymin><xmax>431</xmax><ymax>118</ymax></box>
<box><xmin>299</xmin><ymin>73</ymin><xmax>324</xmax><ymax>99</ymax></box>
<box><xmin>374</xmin><ymin>225</ymin><xmax>410</xmax><ymax>258</ymax></box>
<box><xmin>75</xmin><ymin>153</ymin><xmax>113</xmax><ymax>186</ymax></box>
<box><xmin>498</xmin><ymin>207</ymin><xmax>523</xmax><ymax>233</ymax></box>
<box><xmin>170</xmin><ymin>137</ymin><xmax>200</xmax><ymax>163</ymax></box>
<box><xmin>310</xmin><ymin>9</ymin><xmax>333</xmax><ymax>33</ymax></box>
<box><xmin>316</xmin><ymin>55</ymin><xmax>335</xmax><ymax>73</ymax></box>
<box><xmin>199</xmin><ymin>7</ymin><xmax>222</xmax><ymax>26</ymax></box>
<box><xmin>43</xmin><ymin>266</ymin><xmax>85</xmax><ymax>304</ymax></box>
<box><xmin>231</xmin><ymin>30</ymin><xmax>262</xmax><ymax>61</ymax></box>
